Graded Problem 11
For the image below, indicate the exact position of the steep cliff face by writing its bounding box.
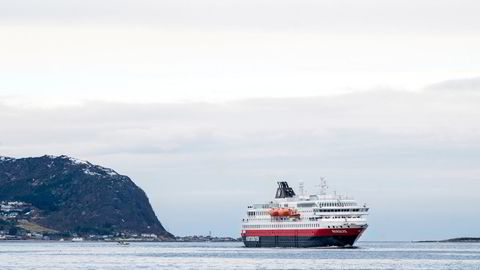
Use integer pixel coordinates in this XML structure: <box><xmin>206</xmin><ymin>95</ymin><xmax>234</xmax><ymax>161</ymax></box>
<box><xmin>0</xmin><ymin>155</ymin><xmax>173</xmax><ymax>238</ymax></box>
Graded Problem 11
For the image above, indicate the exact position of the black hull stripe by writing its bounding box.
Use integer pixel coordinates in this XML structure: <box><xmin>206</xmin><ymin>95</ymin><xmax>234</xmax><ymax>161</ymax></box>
<box><xmin>242</xmin><ymin>235</ymin><xmax>361</xmax><ymax>248</ymax></box>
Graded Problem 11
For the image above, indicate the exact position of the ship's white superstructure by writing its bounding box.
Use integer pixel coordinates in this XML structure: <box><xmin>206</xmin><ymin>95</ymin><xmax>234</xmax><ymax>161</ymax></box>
<box><xmin>241</xmin><ymin>181</ymin><xmax>369</xmax><ymax>247</ymax></box>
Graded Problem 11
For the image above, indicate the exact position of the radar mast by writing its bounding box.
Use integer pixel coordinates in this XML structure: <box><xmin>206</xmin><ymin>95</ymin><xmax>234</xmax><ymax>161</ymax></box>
<box><xmin>316</xmin><ymin>177</ymin><xmax>328</xmax><ymax>195</ymax></box>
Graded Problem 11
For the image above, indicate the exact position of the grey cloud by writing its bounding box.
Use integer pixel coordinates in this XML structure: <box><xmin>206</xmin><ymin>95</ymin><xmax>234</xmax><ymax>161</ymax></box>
<box><xmin>425</xmin><ymin>76</ymin><xmax>480</xmax><ymax>92</ymax></box>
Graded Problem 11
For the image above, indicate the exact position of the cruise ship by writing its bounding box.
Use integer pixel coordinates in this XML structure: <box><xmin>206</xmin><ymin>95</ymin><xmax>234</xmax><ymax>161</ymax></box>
<box><xmin>241</xmin><ymin>180</ymin><xmax>369</xmax><ymax>248</ymax></box>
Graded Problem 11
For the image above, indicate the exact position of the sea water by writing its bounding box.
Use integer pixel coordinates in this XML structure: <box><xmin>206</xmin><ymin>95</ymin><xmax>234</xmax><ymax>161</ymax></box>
<box><xmin>0</xmin><ymin>241</ymin><xmax>479</xmax><ymax>270</ymax></box>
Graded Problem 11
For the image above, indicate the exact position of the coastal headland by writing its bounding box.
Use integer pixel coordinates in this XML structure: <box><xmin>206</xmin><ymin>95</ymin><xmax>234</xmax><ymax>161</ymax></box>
<box><xmin>0</xmin><ymin>155</ymin><xmax>173</xmax><ymax>241</ymax></box>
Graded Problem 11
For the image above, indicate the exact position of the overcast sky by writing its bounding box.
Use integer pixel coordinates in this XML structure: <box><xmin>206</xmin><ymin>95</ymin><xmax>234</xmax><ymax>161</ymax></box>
<box><xmin>1</xmin><ymin>0</ymin><xmax>479</xmax><ymax>240</ymax></box>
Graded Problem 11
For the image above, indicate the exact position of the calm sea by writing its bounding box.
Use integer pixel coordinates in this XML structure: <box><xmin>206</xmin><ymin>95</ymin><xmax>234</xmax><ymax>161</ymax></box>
<box><xmin>0</xmin><ymin>241</ymin><xmax>479</xmax><ymax>269</ymax></box>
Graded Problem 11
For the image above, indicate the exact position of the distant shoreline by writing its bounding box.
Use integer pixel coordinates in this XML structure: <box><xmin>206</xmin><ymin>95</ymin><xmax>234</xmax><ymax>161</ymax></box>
<box><xmin>415</xmin><ymin>237</ymin><xmax>480</xmax><ymax>243</ymax></box>
<box><xmin>0</xmin><ymin>235</ymin><xmax>242</xmax><ymax>243</ymax></box>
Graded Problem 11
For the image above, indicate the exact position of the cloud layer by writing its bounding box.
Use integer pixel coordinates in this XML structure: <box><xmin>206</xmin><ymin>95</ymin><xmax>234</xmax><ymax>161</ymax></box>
<box><xmin>1</xmin><ymin>83</ymin><xmax>480</xmax><ymax>240</ymax></box>
<box><xmin>2</xmin><ymin>0</ymin><xmax>479</xmax><ymax>34</ymax></box>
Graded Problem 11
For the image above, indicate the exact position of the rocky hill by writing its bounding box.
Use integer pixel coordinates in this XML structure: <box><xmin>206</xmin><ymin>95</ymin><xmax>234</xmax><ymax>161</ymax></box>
<box><xmin>0</xmin><ymin>155</ymin><xmax>173</xmax><ymax>239</ymax></box>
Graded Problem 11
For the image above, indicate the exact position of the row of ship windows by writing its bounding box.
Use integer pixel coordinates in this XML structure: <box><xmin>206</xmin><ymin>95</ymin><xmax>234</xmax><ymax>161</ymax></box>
<box><xmin>245</xmin><ymin>216</ymin><xmax>362</xmax><ymax>223</ymax></box>
<box><xmin>248</xmin><ymin>212</ymin><xmax>267</xmax><ymax>216</ymax></box>
<box><xmin>243</xmin><ymin>216</ymin><xmax>362</xmax><ymax>222</ymax></box>
<box><xmin>248</xmin><ymin>208</ymin><xmax>366</xmax><ymax>216</ymax></box>
<box><xmin>248</xmin><ymin>202</ymin><xmax>357</xmax><ymax>210</ymax></box>
<box><xmin>311</xmin><ymin>216</ymin><xmax>362</xmax><ymax>220</ymax></box>
<box><xmin>318</xmin><ymin>216</ymin><xmax>362</xmax><ymax>219</ymax></box>
<box><xmin>314</xmin><ymin>209</ymin><xmax>367</xmax><ymax>213</ymax></box>
<box><xmin>319</xmin><ymin>202</ymin><xmax>356</xmax><ymax>207</ymax></box>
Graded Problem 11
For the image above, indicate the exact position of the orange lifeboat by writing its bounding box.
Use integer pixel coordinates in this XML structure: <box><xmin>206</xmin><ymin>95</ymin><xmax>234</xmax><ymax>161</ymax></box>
<box><xmin>268</xmin><ymin>208</ymin><xmax>280</xmax><ymax>216</ymax></box>
<box><xmin>278</xmin><ymin>208</ymin><xmax>290</xmax><ymax>216</ymax></box>
<box><xmin>269</xmin><ymin>208</ymin><xmax>300</xmax><ymax>217</ymax></box>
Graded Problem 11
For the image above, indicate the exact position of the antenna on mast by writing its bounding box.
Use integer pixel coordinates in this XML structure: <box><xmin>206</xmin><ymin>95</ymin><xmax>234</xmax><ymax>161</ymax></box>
<box><xmin>298</xmin><ymin>181</ymin><xmax>304</xmax><ymax>196</ymax></box>
<box><xmin>319</xmin><ymin>177</ymin><xmax>328</xmax><ymax>195</ymax></box>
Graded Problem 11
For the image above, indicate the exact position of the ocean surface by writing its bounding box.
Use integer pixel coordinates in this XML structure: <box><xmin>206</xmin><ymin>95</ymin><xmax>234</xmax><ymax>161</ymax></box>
<box><xmin>0</xmin><ymin>241</ymin><xmax>479</xmax><ymax>270</ymax></box>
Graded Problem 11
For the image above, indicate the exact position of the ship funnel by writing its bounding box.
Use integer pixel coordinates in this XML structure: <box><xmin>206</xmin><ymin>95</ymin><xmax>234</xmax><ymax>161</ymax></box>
<box><xmin>275</xmin><ymin>181</ymin><xmax>296</xmax><ymax>198</ymax></box>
